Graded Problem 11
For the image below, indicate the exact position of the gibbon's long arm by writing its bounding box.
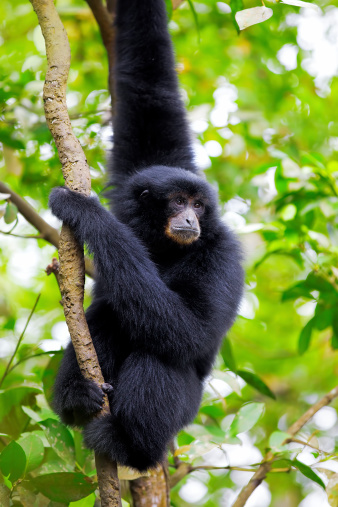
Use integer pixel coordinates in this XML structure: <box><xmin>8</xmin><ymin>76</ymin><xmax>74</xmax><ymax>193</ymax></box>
<box><xmin>110</xmin><ymin>0</ymin><xmax>196</xmax><ymax>185</ymax></box>
<box><xmin>50</xmin><ymin>187</ymin><xmax>218</xmax><ymax>361</ymax></box>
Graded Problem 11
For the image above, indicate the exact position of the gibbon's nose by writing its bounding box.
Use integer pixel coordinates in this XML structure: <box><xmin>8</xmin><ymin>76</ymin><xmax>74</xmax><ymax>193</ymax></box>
<box><xmin>185</xmin><ymin>209</ymin><xmax>198</xmax><ymax>229</ymax></box>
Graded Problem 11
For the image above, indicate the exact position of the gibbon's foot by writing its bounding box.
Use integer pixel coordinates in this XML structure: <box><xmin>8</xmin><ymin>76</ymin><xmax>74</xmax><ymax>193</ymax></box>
<box><xmin>56</xmin><ymin>378</ymin><xmax>105</xmax><ymax>426</ymax></box>
<box><xmin>101</xmin><ymin>382</ymin><xmax>114</xmax><ymax>394</ymax></box>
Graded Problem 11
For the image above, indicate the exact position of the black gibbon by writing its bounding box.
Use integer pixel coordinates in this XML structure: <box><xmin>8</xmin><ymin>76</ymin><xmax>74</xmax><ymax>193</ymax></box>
<box><xmin>49</xmin><ymin>0</ymin><xmax>243</xmax><ymax>471</ymax></box>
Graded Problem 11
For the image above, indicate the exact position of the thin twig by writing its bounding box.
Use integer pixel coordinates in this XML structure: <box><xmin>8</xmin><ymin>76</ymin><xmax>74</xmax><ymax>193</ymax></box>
<box><xmin>0</xmin><ymin>182</ymin><xmax>60</xmax><ymax>246</ymax></box>
<box><xmin>7</xmin><ymin>350</ymin><xmax>63</xmax><ymax>375</ymax></box>
<box><xmin>46</xmin><ymin>257</ymin><xmax>60</xmax><ymax>286</ymax></box>
<box><xmin>169</xmin><ymin>462</ymin><xmax>292</xmax><ymax>488</ymax></box>
<box><xmin>169</xmin><ymin>440</ymin><xmax>182</xmax><ymax>468</ymax></box>
<box><xmin>0</xmin><ymin>231</ymin><xmax>43</xmax><ymax>239</ymax></box>
<box><xmin>0</xmin><ymin>294</ymin><xmax>41</xmax><ymax>388</ymax></box>
<box><xmin>284</xmin><ymin>437</ymin><xmax>332</xmax><ymax>456</ymax></box>
<box><xmin>0</xmin><ymin>218</ymin><xmax>19</xmax><ymax>235</ymax></box>
<box><xmin>288</xmin><ymin>387</ymin><xmax>338</xmax><ymax>435</ymax></box>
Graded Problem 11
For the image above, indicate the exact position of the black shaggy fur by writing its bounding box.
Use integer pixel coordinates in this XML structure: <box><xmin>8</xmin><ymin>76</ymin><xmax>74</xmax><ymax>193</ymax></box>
<box><xmin>49</xmin><ymin>0</ymin><xmax>243</xmax><ymax>472</ymax></box>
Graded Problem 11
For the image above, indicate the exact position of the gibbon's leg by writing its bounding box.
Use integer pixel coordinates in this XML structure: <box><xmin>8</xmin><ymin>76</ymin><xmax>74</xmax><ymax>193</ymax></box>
<box><xmin>53</xmin><ymin>342</ymin><xmax>104</xmax><ymax>426</ymax></box>
<box><xmin>84</xmin><ymin>352</ymin><xmax>202</xmax><ymax>470</ymax></box>
<box><xmin>53</xmin><ymin>300</ymin><xmax>118</xmax><ymax>426</ymax></box>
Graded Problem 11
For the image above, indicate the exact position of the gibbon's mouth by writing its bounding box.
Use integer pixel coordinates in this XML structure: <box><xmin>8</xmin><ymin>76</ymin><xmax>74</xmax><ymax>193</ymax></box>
<box><xmin>170</xmin><ymin>227</ymin><xmax>200</xmax><ymax>245</ymax></box>
<box><xmin>173</xmin><ymin>227</ymin><xmax>199</xmax><ymax>234</ymax></box>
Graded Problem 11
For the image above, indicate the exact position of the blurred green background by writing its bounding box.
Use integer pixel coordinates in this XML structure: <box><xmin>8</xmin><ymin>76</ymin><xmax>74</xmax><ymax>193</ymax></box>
<box><xmin>0</xmin><ymin>0</ymin><xmax>337</xmax><ymax>505</ymax></box>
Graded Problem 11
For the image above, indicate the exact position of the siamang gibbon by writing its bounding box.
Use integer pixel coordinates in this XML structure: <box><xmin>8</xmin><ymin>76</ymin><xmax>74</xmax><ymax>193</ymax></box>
<box><xmin>49</xmin><ymin>0</ymin><xmax>243</xmax><ymax>472</ymax></box>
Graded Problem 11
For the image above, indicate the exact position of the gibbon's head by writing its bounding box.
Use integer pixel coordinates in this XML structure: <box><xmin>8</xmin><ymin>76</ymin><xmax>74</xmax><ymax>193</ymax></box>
<box><xmin>112</xmin><ymin>166</ymin><xmax>220</xmax><ymax>250</ymax></box>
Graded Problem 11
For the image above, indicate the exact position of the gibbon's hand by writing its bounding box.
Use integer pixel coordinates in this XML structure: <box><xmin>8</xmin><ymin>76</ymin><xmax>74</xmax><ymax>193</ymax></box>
<box><xmin>49</xmin><ymin>186</ymin><xmax>100</xmax><ymax>228</ymax></box>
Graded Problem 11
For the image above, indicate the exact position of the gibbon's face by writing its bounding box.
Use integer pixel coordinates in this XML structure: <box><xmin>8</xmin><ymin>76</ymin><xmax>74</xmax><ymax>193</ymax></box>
<box><xmin>165</xmin><ymin>192</ymin><xmax>205</xmax><ymax>245</ymax></box>
<box><xmin>118</xmin><ymin>166</ymin><xmax>216</xmax><ymax>248</ymax></box>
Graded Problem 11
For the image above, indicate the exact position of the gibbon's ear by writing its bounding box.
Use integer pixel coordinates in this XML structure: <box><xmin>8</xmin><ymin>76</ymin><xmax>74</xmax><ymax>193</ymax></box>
<box><xmin>140</xmin><ymin>190</ymin><xmax>150</xmax><ymax>198</ymax></box>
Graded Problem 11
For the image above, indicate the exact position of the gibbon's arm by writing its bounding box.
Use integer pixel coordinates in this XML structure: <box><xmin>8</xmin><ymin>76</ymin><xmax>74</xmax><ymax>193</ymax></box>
<box><xmin>111</xmin><ymin>0</ymin><xmax>196</xmax><ymax>184</ymax></box>
<box><xmin>50</xmin><ymin>188</ymin><xmax>215</xmax><ymax>362</ymax></box>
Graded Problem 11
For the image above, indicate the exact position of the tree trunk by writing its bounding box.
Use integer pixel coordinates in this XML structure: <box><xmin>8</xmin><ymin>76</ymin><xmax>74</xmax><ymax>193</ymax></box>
<box><xmin>29</xmin><ymin>0</ymin><xmax>121</xmax><ymax>504</ymax></box>
<box><xmin>130</xmin><ymin>465</ymin><xmax>170</xmax><ymax>507</ymax></box>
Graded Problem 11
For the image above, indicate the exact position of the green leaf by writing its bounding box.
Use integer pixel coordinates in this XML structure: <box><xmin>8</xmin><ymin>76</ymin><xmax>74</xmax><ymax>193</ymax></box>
<box><xmin>37</xmin><ymin>448</ymin><xmax>73</xmax><ymax>475</ymax></box>
<box><xmin>282</xmin><ymin>282</ymin><xmax>312</xmax><ymax>302</ymax></box>
<box><xmin>42</xmin><ymin>353</ymin><xmax>63</xmax><ymax>407</ymax></box>
<box><xmin>269</xmin><ymin>431</ymin><xmax>290</xmax><ymax>453</ymax></box>
<box><xmin>200</xmin><ymin>404</ymin><xmax>226</xmax><ymax>418</ymax></box>
<box><xmin>0</xmin><ymin>387</ymin><xmax>43</xmax><ymax>439</ymax></box>
<box><xmin>0</xmin><ymin>128</ymin><xmax>25</xmax><ymax>150</ymax></box>
<box><xmin>293</xmin><ymin>459</ymin><xmax>325</xmax><ymax>489</ymax></box>
<box><xmin>298</xmin><ymin>319</ymin><xmax>314</xmax><ymax>355</ymax></box>
<box><xmin>39</xmin><ymin>419</ymin><xmax>75</xmax><ymax>464</ymax></box>
<box><xmin>305</xmin><ymin>272</ymin><xmax>334</xmax><ymax>292</ymax></box>
<box><xmin>21</xmin><ymin>405</ymin><xmax>42</xmax><ymax>422</ymax></box>
<box><xmin>18</xmin><ymin>434</ymin><xmax>44</xmax><ymax>473</ymax></box>
<box><xmin>229</xmin><ymin>402</ymin><xmax>264</xmax><ymax>437</ymax></box>
<box><xmin>204</xmin><ymin>424</ymin><xmax>226</xmax><ymax>442</ymax></box>
<box><xmin>2</xmin><ymin>475</ymin><xmax>12</xmax><ymax>490</ymax></box>
<box><xmin>221</xmin><ymin>338</ymin><xmax>237</xmax><ymax>372</ymax></box>
<box><xmin>314</xmin><ymin>307</ymin><xmax>333</xmax><ymax>331</ymax></box>
<box><xmin>0</xmin><ymin>441</ymin><xmax>26</xmax><ymax>482</ymax></box>
<box><xmin>31</xmin><ymin>473</ymin><xmax>96</xmax><ymax>503</ymax></box>
<box><xmin>73</xmin><ymin>429</ymin><xmax>91</xmax><ymax>470</ymax></box>
<box><xmin>332</xmin><ymin>309</ymin><xmax>338</xmax><ymax>332</ymax></box>
<box><xmin>4</xmin><ymin>202</ymin><xmax>18</xmax><ymax>224</ymax></box>
<box><xmin>301</xmin><ymin>153</ymin><xmax>325</xmax><ymax>169</ymax></box>
<box><xmin>237</xmin><ymin>370</ymin><xmax>276</xmax><ymax>399</ymax></box>
<box><xmin>280</xmin><ymin>204</ymin><xmax>297</xmax><ymax>221</ymax></box>
<box><xmin>331</xmin><ymin>333</ymin><xmax>338</xmax><ymax>350</ymax></box>
<box><xmin>69</xmin><ymin>492</ymin><xmax>96</xmax><ymax>507</ymax></box>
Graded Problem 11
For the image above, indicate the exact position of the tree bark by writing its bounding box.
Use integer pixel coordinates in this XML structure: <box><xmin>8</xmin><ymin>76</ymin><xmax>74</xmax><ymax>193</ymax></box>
<box><xmin>28</xmin><ymin>0</ymin><xmax>121</xmax><ymax>505</ymax></box>
<box><xmin>85</xmin><ymin>0</ymin><xmax>116</xmax><ymax>100</ymax></box>
<box><xmin>129</xmin><ymin>465</ymin><xmax>170</xmax><ymax>507</ymax></box>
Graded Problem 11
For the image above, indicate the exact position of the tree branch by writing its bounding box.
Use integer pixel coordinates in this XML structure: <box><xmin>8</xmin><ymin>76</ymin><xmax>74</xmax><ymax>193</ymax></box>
<box><xmin>0</xmin><ymin>181</ymin><xmax>60</xmax><ymax>247</ymax></box>
<box><xmin>0</xmin><ymin>181</ymin><xmax>95</xmax><ymax>278</ymax></box>
<box><xmin>28</xmin><ymin>0</ymin><xmax>120</xmax><ymax>505</ymax></box>
<box><xmin>232</xmin><ymin>385</ymin><xmax>338</xmax><ymax>507</ymax></box>
<box><xmin>169</xmin><ymin>462</ymin><xmax>293</xmax><ymax>488</ymax></box>
<box><xmin>85</xmin><ymin>0</ymin><xmax>116</xmax><ymax>100</ymax></box>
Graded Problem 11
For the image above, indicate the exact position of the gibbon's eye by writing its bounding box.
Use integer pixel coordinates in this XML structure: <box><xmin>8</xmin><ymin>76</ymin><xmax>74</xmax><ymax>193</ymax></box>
<box><xmin>194</xmin><ymin>201</ymin><xmax>203</xmax><ymax>209</ymax></box>
<box><xmin>140</xmin><ymin>190</ymin><xmax>149</xmax><ymax>198</ymax></box>
<box><xmin>175</xmin><ymin>197</ymin><xmax>184</xmax><ymax>206</ymax></box>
